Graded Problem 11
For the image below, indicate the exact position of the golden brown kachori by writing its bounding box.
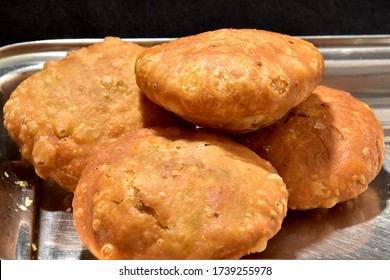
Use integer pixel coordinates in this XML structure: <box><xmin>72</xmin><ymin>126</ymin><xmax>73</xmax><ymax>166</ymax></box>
<box><xmin>236</xmin><ymin>85</ymin><xmax>385</xmax><ymax>210</ymax></box>
<box><xmin>135</xmin><ymin>28</ymin><xmax>325</xmax><ymax>133</ymax></box>
<box><xmin>73</xmin><ymin>127</ymin><xmax>288</xmax><ymax>259</ymax></box>
<box><xmin>3</xmin><ymin>37</ymin><xmax>190</xmax><ymax>192</ymax></box>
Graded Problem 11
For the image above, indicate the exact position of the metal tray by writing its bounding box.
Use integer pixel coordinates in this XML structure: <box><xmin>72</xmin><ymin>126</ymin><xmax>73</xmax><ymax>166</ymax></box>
<box><xmin>0</xmin><ymin>36</ymin><xmax>389</xmax><ymax>260</ymax></box>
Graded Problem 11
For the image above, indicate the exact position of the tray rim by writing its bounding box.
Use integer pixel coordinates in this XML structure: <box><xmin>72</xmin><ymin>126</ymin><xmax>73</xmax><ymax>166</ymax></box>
<box><xmin>1</xmin><ymin>34</ymin><xmax>390</xmax><ymax>59</ymax></box>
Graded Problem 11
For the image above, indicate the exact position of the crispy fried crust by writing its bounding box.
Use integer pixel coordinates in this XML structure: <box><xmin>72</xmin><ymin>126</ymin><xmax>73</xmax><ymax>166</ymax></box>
<box><xmin>236</xmin><ymin>86</ymin><xmax>385</xmax><ymax>209</ymax></box>
<box><xmin>3</xmin><ymin>37</ymin><xmax>191</xmax><ymax>191</ymax></box>
<box><xmin>135</xmin><ymin>28</ymin><xmax>325</xmax><ymax>133</ymax></box>
<box><xmin>73</xmin><ymin>127</ymin><xmax>288</xmax><ymax>259</ymax></box>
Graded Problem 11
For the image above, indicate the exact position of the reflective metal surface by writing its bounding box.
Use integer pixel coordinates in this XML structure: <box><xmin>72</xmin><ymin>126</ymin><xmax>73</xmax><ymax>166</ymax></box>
<box><xmin>0</xmin><ymin>161</ymin><xmax>38</xmax><ymax>259</ymax></box>
<box><xmin>0</xmin><ymin>36</ymin><xmax>389</xmax><ymax>260</ymax></box>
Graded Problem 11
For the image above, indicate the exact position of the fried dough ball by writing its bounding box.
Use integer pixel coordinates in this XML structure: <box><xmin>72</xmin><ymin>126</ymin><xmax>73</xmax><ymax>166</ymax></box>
<box><xmin>135</xmin><ymin>28</ymin><xmax>325</xmax><ymax>133</ymax></box>
<box><xmin>73</xmin><ymin>127</ymin><xmax>288</xmax><ymax>259</ymax></box>
<box><xmin>3</xmin><ymin>37</ymin><xmax>191</xmax><ymax>192</ymax></box>
<box><xmin>236</xmin><ymin>86</ymin><xmax>385</xmax><ymax>210</ymax></box>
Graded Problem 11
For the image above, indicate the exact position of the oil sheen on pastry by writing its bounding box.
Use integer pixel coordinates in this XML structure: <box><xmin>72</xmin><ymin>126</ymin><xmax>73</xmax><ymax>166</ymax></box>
<box><xmin>236</xmin><ymin>85</ymin><xmax>385</xmax><ymax>209</ymax></box>
<box><xmin>135</xmin><ymin>28</ymin><xmax>325</xmax><ymax>133</ymax></box>
<box><xmin>73</xmin><ymin>127</ymin><xmax>288</xmax><ymax>259</ymax></box>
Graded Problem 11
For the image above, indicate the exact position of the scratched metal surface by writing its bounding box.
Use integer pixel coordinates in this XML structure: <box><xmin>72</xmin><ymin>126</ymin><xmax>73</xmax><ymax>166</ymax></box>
<box><xmin>0</xmin><ymin>36</ymin><xmax>389</xmax><ymax>260</ymax></box>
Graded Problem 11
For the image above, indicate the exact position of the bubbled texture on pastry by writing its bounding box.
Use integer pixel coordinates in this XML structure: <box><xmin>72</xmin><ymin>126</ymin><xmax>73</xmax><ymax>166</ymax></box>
<box><xmin>135</xmin><ymin>28</ymin><xmax>325</xmax><ymax>133</ymax></box>
<box><xmin>236</xmin><ymin>86</ymin><xmax>385</xmax><ymax>209</ymax></box>
<box><xmin>73</xmin><ymin>127</ymin><xmax>288</xmax><ymax>259</ymax></box>
<box><xmin>3</xmin><ymin>37</ymin><xmax>191</xmax><ymax>191</ymax></box>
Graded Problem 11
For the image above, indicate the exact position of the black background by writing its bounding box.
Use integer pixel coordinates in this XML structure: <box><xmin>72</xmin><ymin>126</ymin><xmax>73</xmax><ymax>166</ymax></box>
<box><xmin>1</xmin><ymin>0</ymin><xmax>390</xmax><ymax>47</ymax></box>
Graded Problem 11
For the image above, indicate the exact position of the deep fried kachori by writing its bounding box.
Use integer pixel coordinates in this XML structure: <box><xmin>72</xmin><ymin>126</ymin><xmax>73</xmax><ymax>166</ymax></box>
<box><xmin>236</xmin><ymin>85</ymin><xmax>385</xmax><ymax>210</ymax></box>
<box><xmin>3</xmin><ymin>37</ymin><xmax>190</xmax><ymax>192</ymax></box>
<box><xmin>135</xmin><ymin>28</ymin><xmax>325</xmax><ymax>133</ymax></box>
<box><xmin>73</xmin><ymin>127</ymin><xmax>288</xmax><ymax>259</ymax></box>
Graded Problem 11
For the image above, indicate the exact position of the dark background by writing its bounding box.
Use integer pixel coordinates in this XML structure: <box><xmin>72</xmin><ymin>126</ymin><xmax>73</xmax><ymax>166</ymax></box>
<box><xmin>1</xmin><ymin>0</ymin><xmax>390</xmax><ymax>47</ymax></box>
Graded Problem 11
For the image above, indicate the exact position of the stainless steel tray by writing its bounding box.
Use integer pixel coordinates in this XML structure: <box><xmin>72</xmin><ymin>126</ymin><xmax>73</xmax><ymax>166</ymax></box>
<box><xmin>0</xmin><ymin>36</ymin><xmax>389</xmax><ymax>260</ymax></box>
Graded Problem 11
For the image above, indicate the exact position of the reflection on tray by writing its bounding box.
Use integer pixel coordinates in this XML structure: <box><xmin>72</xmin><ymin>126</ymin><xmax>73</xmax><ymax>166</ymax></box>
<box><xmin>250</xmin><ymin>168</ymin><xmax>390</xmax><ymax>259</ymax></box>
